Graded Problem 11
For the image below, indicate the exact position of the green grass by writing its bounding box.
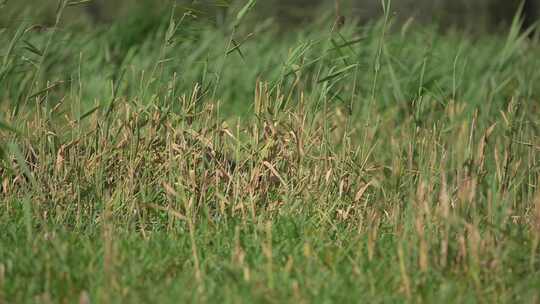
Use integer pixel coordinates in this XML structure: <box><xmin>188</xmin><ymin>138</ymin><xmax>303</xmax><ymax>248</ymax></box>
<box><xmin>1</xmin><ymin>2</ymin><xmax>540</xmax><ymax>303</ymax></box>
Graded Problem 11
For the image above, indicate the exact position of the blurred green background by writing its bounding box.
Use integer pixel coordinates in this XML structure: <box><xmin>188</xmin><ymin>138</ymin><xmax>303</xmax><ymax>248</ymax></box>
<box><xmin>1</xmin><ymin>0</ymin><xmax>537</xmax><ymax>33</ymax></box>
<box><xmin>0</xmin><ymin>0</ymin><xmax>537</xmax><ymax>118</ymax></box>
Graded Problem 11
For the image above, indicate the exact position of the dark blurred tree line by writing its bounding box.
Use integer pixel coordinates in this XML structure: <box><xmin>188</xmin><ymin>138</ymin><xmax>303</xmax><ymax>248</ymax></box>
<box><xmin>81</xmin><ymin>0</ymin><xmax>537</xmax><ymax>33</ymax></box>
<box><xmin>1</xmin><ymin>0</ymin><xmax>536</xmax><ymax>35</ymax></box>
<box><xmin>495</xmin><ymin>0</ymin><xmax>537</xmax><ymax>32</ymax></box>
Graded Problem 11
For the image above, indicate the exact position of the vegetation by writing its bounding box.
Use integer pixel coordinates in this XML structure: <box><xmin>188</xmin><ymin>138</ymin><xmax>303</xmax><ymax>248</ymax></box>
<box><xmin>0</xmin><ymin>1</ymin><xmax>539</xmax><ymax>303</ymax></box>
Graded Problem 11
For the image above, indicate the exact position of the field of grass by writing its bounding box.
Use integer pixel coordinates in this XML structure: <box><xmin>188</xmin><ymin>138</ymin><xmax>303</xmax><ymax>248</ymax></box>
<box><xmin>1</xmin><ymin>1</ymin><xmax>540</xmax><ymax>303</ymax></box>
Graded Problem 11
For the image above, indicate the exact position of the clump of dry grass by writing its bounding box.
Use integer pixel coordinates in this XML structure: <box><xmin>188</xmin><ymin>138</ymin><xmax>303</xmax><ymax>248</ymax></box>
<box><xmin>1</xmin><ymin>76</ymin><xmax>538</xmax><ymax>301</ymax></box>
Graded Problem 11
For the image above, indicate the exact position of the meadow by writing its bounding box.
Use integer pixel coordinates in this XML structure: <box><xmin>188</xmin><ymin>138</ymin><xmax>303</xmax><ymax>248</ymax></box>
<box><xmin>0</xmin><ymin>1</ymin><xmax>539</xmax><ymax>303</ymax></box>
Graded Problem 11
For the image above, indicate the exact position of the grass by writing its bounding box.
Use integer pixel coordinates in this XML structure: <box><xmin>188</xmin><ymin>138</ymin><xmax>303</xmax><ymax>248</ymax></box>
<box><xmin>1</xmin><ymin>1</ymin><xmax>540</xmax><ymax>303</ymax></box>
